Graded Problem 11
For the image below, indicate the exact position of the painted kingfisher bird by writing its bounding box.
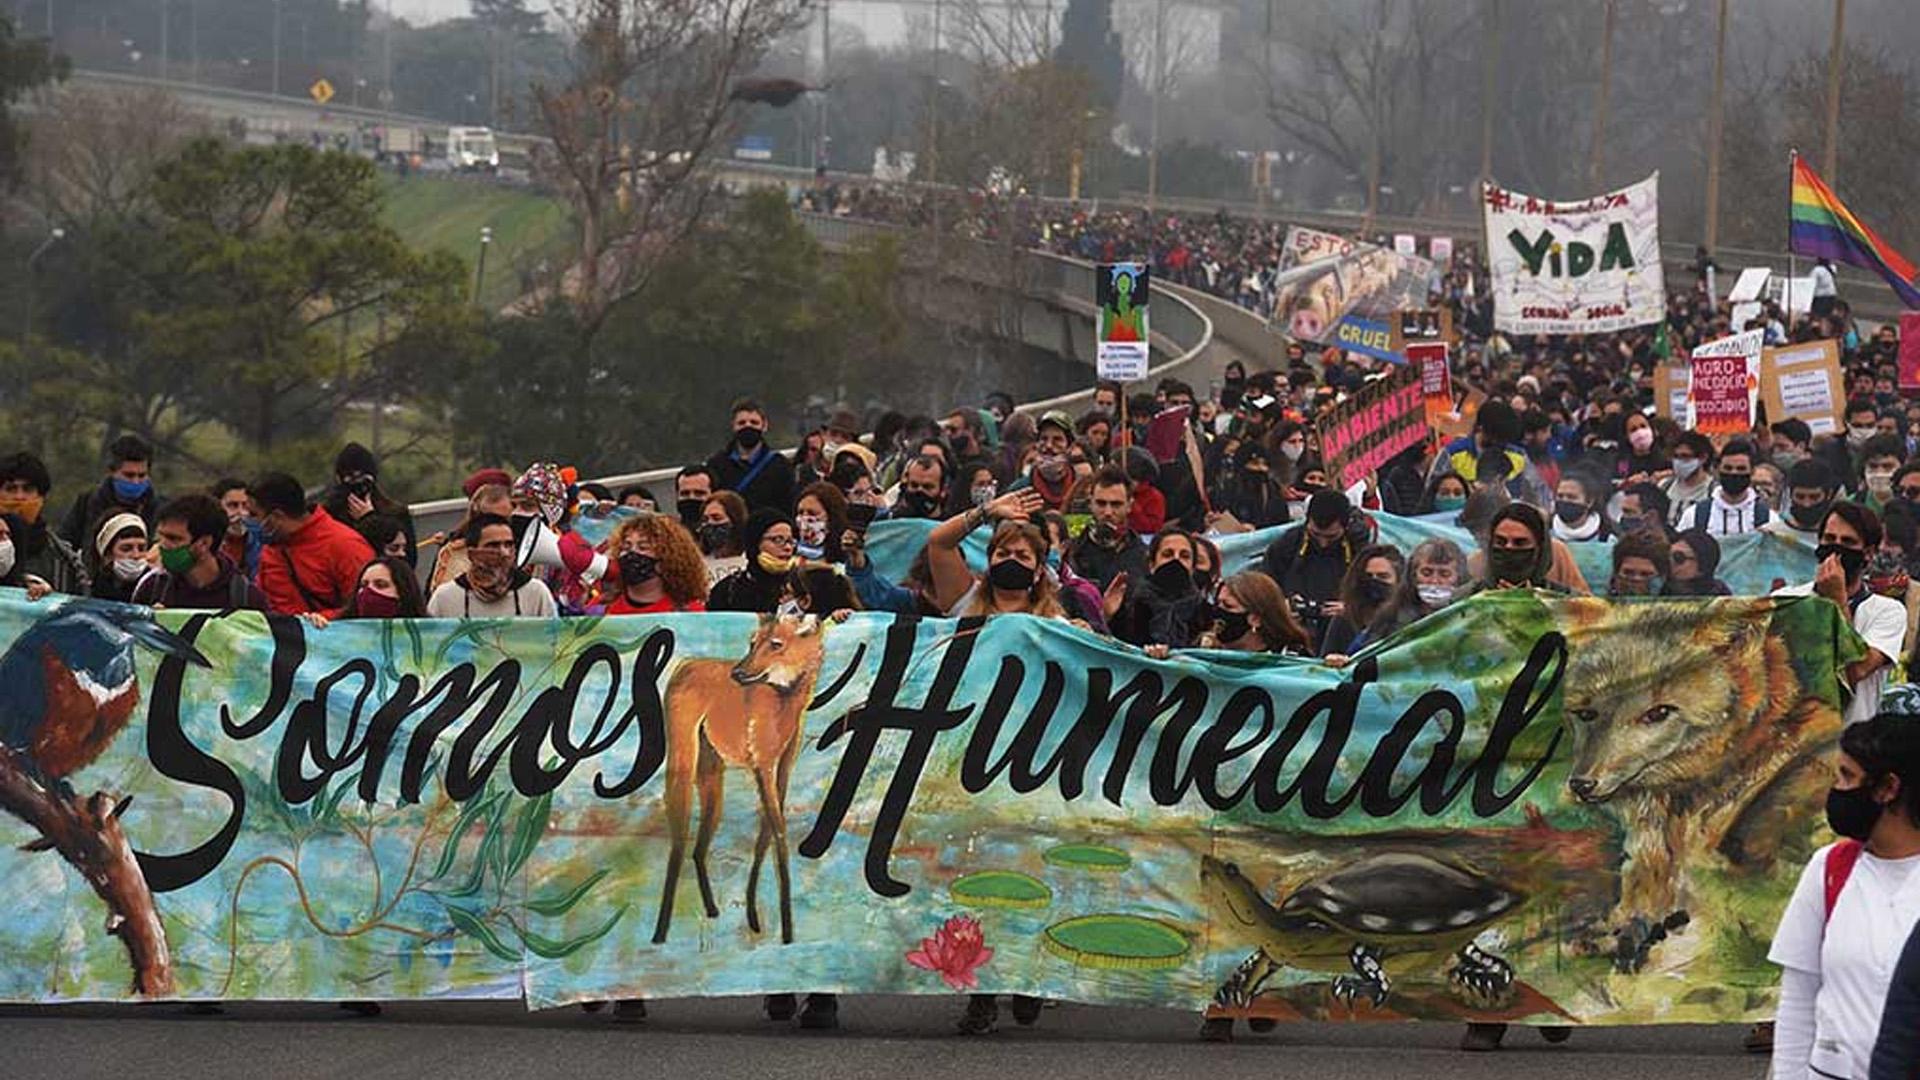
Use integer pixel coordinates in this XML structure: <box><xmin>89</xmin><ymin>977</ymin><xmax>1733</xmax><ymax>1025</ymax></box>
<box><xmin>0</xmin><ymin>599</ymin><xmax>210</xmax><ymax>783</ymax></box>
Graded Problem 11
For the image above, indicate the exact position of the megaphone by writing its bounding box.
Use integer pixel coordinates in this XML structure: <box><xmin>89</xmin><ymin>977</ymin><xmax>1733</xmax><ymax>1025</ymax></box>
<box><xmin>517</xmin><ymin>519</ymin><xmax>609</xmax><ymax>586</ymax></box>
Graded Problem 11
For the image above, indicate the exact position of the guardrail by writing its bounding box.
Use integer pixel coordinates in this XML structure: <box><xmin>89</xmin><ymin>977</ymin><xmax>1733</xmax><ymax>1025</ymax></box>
<box><xmin>408</xmin><ymin>214</ymin><xmax>1214</xmax><ymax>535</ymax></box>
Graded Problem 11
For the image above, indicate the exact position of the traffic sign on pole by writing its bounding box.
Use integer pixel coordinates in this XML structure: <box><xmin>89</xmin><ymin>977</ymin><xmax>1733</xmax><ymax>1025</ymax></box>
<box><xmin>310</xmin><ymin>78</ymin><xmax>335</xmax><ymax>105</ymax></box>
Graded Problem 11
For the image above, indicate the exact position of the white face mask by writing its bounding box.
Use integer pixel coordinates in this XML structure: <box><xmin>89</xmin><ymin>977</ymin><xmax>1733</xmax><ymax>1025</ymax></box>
<box><xmin>1628</xmin><ymin>427</ymin><xmax>1654</xmax><ymax>453</ymax></box>
<box><xmin>1866</xmin><ymin>469</ymin><xmax>1896</xmax><ymax>495</ymax></box>
<box><xmin>0</xmin><ymin>539</ymin><xmax>14</xmax><ymax>579</ymax></box>
<box><xmin>113</xmin><ymin>557</ymin><xmax>148</xmax><ymax>583</ymax></box>
<box><xmin>1280</xmin><ymin>441</ymin><xmax>1307</xmax><ymax>462</ymax></box>
<box><xmin>1672</xmin><ymin>458</ymin><xmax>1702</xmax><ymax>480</ymax></box>
<box><xmin>796</xmin><ymin>514</ymin><xmax>828</xmax><ymax>546</ymax></box>
<box><xmin>1416</xmin><ymin>583</ymin><xmax>1454</xmax><ymax>607</ymax></box>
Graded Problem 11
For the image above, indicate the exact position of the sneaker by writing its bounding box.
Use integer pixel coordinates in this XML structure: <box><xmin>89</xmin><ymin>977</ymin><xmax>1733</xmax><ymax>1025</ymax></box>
<box><xmin>957</xmin><ymin>994</ymin><xmax>998</xmax><ymax>1036</ymax></box>
<box><xmin>1460</xmin><ymin>1023</ymin><xmax>1507</xmax><ymax>1052</ymax></box>
<box><xmin>1009</xmin><ymin>995</ymin><xmax>1043</xmax><ymax>1026</ymax></box>
<box><xmin>1743</xmin><ymin>1021</ymin><xmax>1774</xmax><ymax>1053</ymax></box>
<box><xmin>612</xmin><ymin>999</ymin><xmax>647</xmax><ymax>1024</ymax></box>
<box><xmin>764</xmin><ymin>993</ymin><xmax>797</xmax><ymax>1022</ymax></box>
<box><xmin>798</xmin><ymin>994</ymin><xmax>839</xmax><ymax>1030</ymax></box>
<box><xmin>1198</xmin><ymin>1016</ymin><xmax>1234</xmax><ymax>1042</ymax></box>
<box><xmin>338</xmin><ymin>1001</ymin><xmax>382</xmax><ymax>1018</ymax></box>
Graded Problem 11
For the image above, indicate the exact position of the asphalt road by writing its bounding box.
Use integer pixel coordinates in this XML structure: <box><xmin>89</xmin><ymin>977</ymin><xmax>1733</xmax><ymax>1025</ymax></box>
<box><xmin>0</xmin><ymin>997</ymin><xmax>1770</xmax><ymax>1080</ymax></box>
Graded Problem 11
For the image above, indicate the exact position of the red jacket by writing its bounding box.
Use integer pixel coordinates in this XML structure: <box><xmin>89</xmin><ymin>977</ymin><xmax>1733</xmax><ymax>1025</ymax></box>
<box><xmin>257</xmin><ymin>507</ymin><xmax>376</xmax><ymax>617</ymax></box>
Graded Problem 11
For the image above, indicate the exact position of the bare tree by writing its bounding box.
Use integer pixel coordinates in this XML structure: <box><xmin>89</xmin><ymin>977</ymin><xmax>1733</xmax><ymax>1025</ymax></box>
<box><xmin>25</xmin><ymin>88</ymin><xmax>205</xmax><ymax>229</ymax></box>
<box><xmin>534</xmin><ymin>0</ymin><xmax>806</xmax><ymax>330</ymax></box>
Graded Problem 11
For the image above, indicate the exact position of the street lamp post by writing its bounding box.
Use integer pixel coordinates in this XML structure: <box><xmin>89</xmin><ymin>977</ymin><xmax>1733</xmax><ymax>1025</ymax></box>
<box><xmin>474</xmin><ymin>226</ymin><xmax>494</xmax><ymax>306</ymax></box>
<box><xmin>21</xmin><ymin>228</ymin><xmax>67</xmax><ymax>347</ymax></box>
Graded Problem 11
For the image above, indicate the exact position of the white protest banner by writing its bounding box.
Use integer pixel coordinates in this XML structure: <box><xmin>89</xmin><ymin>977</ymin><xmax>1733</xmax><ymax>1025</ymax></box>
<box><xmin>1727</xmin><ymin>267</ymin><xmax>1770</xmax><ymax>304</ymax></box>
<box><xmin>1393</xmin><ymin>234</ymin><xmax>1417</xmax><ymax>256</ymax></box>
<box><xmin>1429</xmin><ymin>236</ymin><xmax>1454</xmax><ymax>264</ymax></box>
<box><xmin>1484</xmin><ymin>172</ymin><xmax>1665</xmax><ymax>334</ymax></box>
<box><xmin>1687</xmin><ymin>329</ymin><xmax>1764</xmax><ymax>435</ymax></box>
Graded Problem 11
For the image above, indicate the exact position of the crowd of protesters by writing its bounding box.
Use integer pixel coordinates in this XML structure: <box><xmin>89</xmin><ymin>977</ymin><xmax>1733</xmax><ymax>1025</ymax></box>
<box><xmin>3</xmin><ymin>189</ymin><xmax>1919</xmax><ymax>1070</ymax></box>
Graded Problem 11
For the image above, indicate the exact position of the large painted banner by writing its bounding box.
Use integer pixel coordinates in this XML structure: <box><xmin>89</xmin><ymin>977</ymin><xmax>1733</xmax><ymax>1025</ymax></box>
<box><xmin>0</xmin><ymin>590</ymin><xmax>1858</xmax><ymax>1027</ymax></box>
<box><xmin>1271</xmin><ymin>227</ymin><xmax>1432</xmax><ymax>348</ymax></box>
<box><xmin>1485</xmin><ymin>173</ymin><xmax>1665</xmax><ymax>335</ymax></box>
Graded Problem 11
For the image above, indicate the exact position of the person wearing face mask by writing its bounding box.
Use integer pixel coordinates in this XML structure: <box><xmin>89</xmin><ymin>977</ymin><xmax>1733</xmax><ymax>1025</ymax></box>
<box><xmin>339</xmin><ymin>557</ymin><xmax>427</xmax><ymax>619</ymax></box>
<box><xmin>1775</xmin><ymin>503</ymin><xmax>1907</xmax><ymax>726</ymax></box>
<box><xmin>1770</xmin><ymin>419</ymin><xmax>1813</xmax><ymax>473</ymax></box>
<box><xmin>1066</xmin><ymin>464</ymin><xmax>1149</xmax><ymax>593</ymax></box>
<box><xmin>86</xmin><ymin>512</ymin><xmax>153</xmax><ymax>604</ymax></box>
<box><xmin>891</xmin><ymin>455</ymin><xmax>949</xmax><ymax>521</ymax></box>
<box><xmin>792</xmin><ymin>483</ymin><xmax>850</xmax><ymax>564</ymax></box>
<box><xmin>427</xmin><ymin>484</ymin><xmax>514</xmax><ymax>595</ymax></box>
<box><xmin>1614</xmin><ymin>412</ymin><xmax>1669</xmax><ymax>489</ymax></box>
<box><xmin>131</xmin><ymin>495</ymin><xmax>269</xmax><ymax>610</ymax></box>
<box><xmin>425</xmin><ymin>513</ymin><xmax>557</xmax><ymax>617</ymax></box>
<box><xmin>708</xmin><ymin>509</ymin><xmax>803</xmax><ymax>614</ymax></box>
<box><xmin>1766</xmin><ymin>460</ymin><xmax>1842</xmax><ymax>545</ymax></box>
<box><xmin>1147</xmin><ymin>572</ymin><xmax>1315</xmax><ymax>689</ymax></box>
<box><xmin>321</xmin><ymin>442</ymin><xmax>418</xmax><ymax>565</ymax></box>
<box><xmin>0</xmin><ymin>451</ymin><xmax>87</xmax><ymax>594</ymax></box>
<box><xmin>1683</xmin><ymin>439</ymin><xmax>1770</xmax><ymax>537</ymax></box>
<box><xmin>602</xmin><ymin>515</ymin><xmax>708</xmax><ymax>615</ymax></box>
<box><xmin>1423</xmin><ymin>472</ymin><xmax>1470</xmax><ymax>518</ymax></box>
<box><xmin>1660</xmin><ymin>432</ymin><xmax>1718</xmax><ymax>529</ymax></box>
<box><xmin>1551</xmin><ymin>473</ymin><xmax>1612</xmax><ymax>543</ymax></box>
<box><xmin>674</xmin><ymin>466</ymin><xmax>716</xmax><ymax>531</ymax></box>
<box><xmin>1607</xmin><ymin>533</ymin><xmax>1668</xmax><ymax>597</ymax></box>
<box><xmin>1766</xmin><ymin>707</ymin><xmax>1920</xmax><ymax>1080</ymax></box>
<box><xmin>1846</xmin><ymin>397</ymin><xmax>1882</xmax><ymax>463</ymax></box>
<box><xmin>1465</xmin><ymin>504</ymin><xmax>1564</xmax><ymax>595</ymax></box>
<box><xmin>59</xmin><ymin>435</ymin><xmax>160</xmax><ymax>559</ymax></box>
<box><xmin>1853</xmin><ymin>434</ymin><xmax>1906</xmax><ymax>516</ymax></box>
<box><xmin>1013</xmin><ymin>411</ymin><xmax>1078</xmax><ymax>513</ymax></box>
<box><xmin>0</xmin><ymin>515</ymin><xmax>56</xmax><ymax>600</ymax></box>
<box><xmin>1319</xmin><ymin>544</ymin><xmax>1405</xmax><ymax>657</ymax></box>
<box><xmin>1209</xmin><ymin>444</ymin><xmax>1289</xmax><ymax>531</ymax></box>
<box><xmin>695</xmin><ymin>492</ymin><xmax>750</xmax><ymax>586</ymax></box>
<box><xmin>926</xmin><ymin>488</ymin><xmax>1064</xmax><ymax>626</ymax></box>
<box><xmin>1261</xmin><ymin>490</ymin><xmax>1368</xmax><ymax>643</ymax></box>
<box><xmin>706</xmin><ymin>397</ymin><xmax>797</xmax><ymax>514</ymax></box>
<box><xmin>1108</xmin><ymin>529</ymin><xmax>1209</xmax><ymax>647</ymax></box>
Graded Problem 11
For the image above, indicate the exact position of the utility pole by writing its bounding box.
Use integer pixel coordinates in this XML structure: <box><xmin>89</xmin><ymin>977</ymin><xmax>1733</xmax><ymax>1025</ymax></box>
<box><xmin>1587</xmin><ymin>0</ymin><xmax>1614</xmax><ymax>190</ymax></box>
<box><xmin>160</xmin><ymin>0</ymin><xmax>170</xmax><ymax>81</ymax></box>
<box><xmin>383</xmin><ymin>0</ymin><xmax>395</xmax><ymax>117</ymax></box>
<box><xmin>272</xmin><ymin>0</ymin><xmax>283</xmax><ymax>97</ymax></box>
<box><xmin>817</xmin><ymin>0</ymin><xmax>831</xmax><ymax>173</ymax></box>
<box><xmin>1704</xmin><ymin>0</ymin><xmax>1728</xmax><ymax>253</ymax></box>
<box><xmin>1147</xmin><ymin>0</ymin><xmax>1163</xmax><ymax>209</ymax></box>
<box><xmin>1478</xmin><ymin>0</ymin><xmax>1500</xmax><ymax>194</ymax></box>
<box><xmin>929</xmin><ymin>0</ymin><xmax>942</xmax><ymax>231</ymax></box>
<box><xmin>190</xmin><ymin>0</ymin><xmax>200</xmax><ymax>83</ymax></box>
<box><xmin>1823</xmin><ymin>0</ymin><xmax>1845</xmax><ymax>183</ymax></box>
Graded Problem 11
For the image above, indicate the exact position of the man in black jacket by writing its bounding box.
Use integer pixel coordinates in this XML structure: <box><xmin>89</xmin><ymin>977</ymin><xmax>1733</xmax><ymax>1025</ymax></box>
<box><xmin>1067</xmin><ymin>465</ymin><xmax>1148</xmax><ymax>592</ymax></box>
<box><xmin>58</xmin><ymin>435</ymin><xmax>160</xmax><ymax>560</ymax></box>
<box><xmin>1261</xmin><ymin>490</ymin><xmax>1366</xmax><ymax>643</ymax></box>
<box><xmin>705</xmin><ymin>397</ymin><xmax>796</xmax><ymax>514</ymax></box>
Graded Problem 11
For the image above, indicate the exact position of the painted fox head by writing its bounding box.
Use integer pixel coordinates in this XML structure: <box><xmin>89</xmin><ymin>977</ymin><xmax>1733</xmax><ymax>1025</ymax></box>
<box><xmin>731</xmin><ymin>613</ymin><xmax>826</xmax><ymax>693</ymax></box>
<box><xmin>1560</xmin><ymin>599</ymin><xmax>1793</xmax><ymax>803</ymax></box>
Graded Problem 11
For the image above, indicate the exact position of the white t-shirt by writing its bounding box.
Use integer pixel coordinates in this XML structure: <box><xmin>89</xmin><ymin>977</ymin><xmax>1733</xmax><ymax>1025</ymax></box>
<box><xmin>1774</xmin><ymin>584</ymin><xmax>1907</xmax><ymax>724</ymax></box>
<box><xmin>1812</xmin><ymin>262</ymin><xmax>1838</xmax><ymax>299</ymax></box>
<box><xmin>1769</xmin><ymin>843</ymin><xmax>1920</xmax><ymax>1079</ymax></box>
<box><xmin>425</xmin><ymin>578</ymin><xmax>557</xmax><ymax>618</ymax></box>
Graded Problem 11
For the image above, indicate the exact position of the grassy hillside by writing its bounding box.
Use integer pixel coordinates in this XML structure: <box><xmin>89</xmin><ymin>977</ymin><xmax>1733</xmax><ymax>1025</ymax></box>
<box><xmin>380</xmin><ymin>176</ymin><xmax>573</xmax><ymax>310</ymax></box>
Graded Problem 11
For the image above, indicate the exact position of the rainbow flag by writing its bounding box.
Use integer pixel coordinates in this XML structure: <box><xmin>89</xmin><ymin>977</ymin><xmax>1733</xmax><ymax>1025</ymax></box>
<box><xmin>1789</xmin><ymin>156</ymin><xmax>1920</xmax><ymax>308</ymax></box>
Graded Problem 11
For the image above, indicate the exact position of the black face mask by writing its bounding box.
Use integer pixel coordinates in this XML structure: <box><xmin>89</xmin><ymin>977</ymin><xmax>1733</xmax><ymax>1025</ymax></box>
<box><xmin>1215</xmin><ymin>609</ymin><xmax>1252</xmax><ymax>643</ymax></box>
<box><xmin>1149</xmin><ymin>560</ymin><xmax>1193</xmax><ymax>595</ymax></box>
<box><xmin>1718</xmin><ymin>471</ymin><xmax>1752</xmax><ymax>496</ymax></box>
<box><xmin>696</xmin><ymin>522</ymin><xmax>732</xmax><ymax>554</ymax></box>
<box><xmin>1791</xmin><ymin>499</ymin><xmax>1833</xmax><ymax>529</ymax></box>
<box><xmin>618</xmin><ymin>552</ymin><xmax>658</xmax><ymax>585</ymax></box>
<box><xmin>1826</xmin><ymin>783</ymin><xmax>1884</xmax><ymax>841</ymax></box>
<box><xmin>1815</xmin><ymin>542</ymin><xmax>1868</xmax><ymax>583</ymax></box>
<box><xmin>734</xmin><ymin>426</ymin><xmax>764</xmax><ymax>450</ymax></box>
<box><xmin>988</xmin><ymin>558</ymin><xmax>1035</xmax><ymax>592</ymax></box>
<box><xmin>897</xmin><ymin>490</ymin><xmax>940</xmax><ymax>519</ymax></box>
<box><xmin>676</xmin><ymin>498</ymin><xmax>705</xmax><ymax>526</ymax></box>
<box><xmin>1358</xmin><ymin>578</ymin><xmax>1393</xmax><ymax>606</ymax></box>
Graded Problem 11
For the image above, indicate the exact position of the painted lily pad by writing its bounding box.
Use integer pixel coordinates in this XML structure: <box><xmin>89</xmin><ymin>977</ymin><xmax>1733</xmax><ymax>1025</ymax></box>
<box><xmin>1043</xmin><ymin>843</ymin><xmax>1132</xmax><ymax>873</ymax></box>
<box><xmin>950</xmin><ymin>870</ymin><xmax>1053</xmax><ymax>909</ymax></box>
<box><xmin>1042</xmin><ymin>914</ymin><xmax>1189</xmax><ymax>970</ymax></box>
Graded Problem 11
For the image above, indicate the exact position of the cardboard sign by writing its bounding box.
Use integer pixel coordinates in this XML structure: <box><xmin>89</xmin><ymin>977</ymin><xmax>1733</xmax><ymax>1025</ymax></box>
<box><xmin>1316</xmin><ymin>365</ymin><xmax>1427</xmax><ymax>491</ymax></box>
<box><xmin>1407</xmin><ymin>341</ymin><xmax>1453</xmax><ymax>424</ymax></box>
<box><xmin>1900</xmin><ymin>314</ymin><xmax>1920</xmax><ymax>393</ymax></box>
<box><xmin>1687</xmin><ymin>329</ymin><xmax>1764</xmax><ymax>434</ymax></box>
<box><xmin>1655</xmin><ymin>364</ymin><xmax>1691</xmax><ymax>424</ymax></box>
<box><xmin>1095</xmin><ymin>262</ymin><xmax>1151</xmax><ymax>381</ymax></box>
<box><xmin>1762</xmin><ymin>339</ymin><xmax>1845</xmax><ymax>436</ymax></box>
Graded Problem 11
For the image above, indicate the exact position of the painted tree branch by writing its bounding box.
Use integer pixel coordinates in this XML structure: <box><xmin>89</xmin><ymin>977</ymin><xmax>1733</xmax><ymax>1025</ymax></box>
<box><xmin>0</xmin><ymin>745</ymin><xmax>174</xmax><ymax>996</ymax></box>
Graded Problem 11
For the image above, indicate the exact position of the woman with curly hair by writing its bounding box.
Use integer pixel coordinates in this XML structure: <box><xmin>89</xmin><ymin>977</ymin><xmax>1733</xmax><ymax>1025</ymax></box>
<box><xmin>603</xmin><ymin>513</ymin><xmax>708</xmax><ymax>615</ymax></box>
